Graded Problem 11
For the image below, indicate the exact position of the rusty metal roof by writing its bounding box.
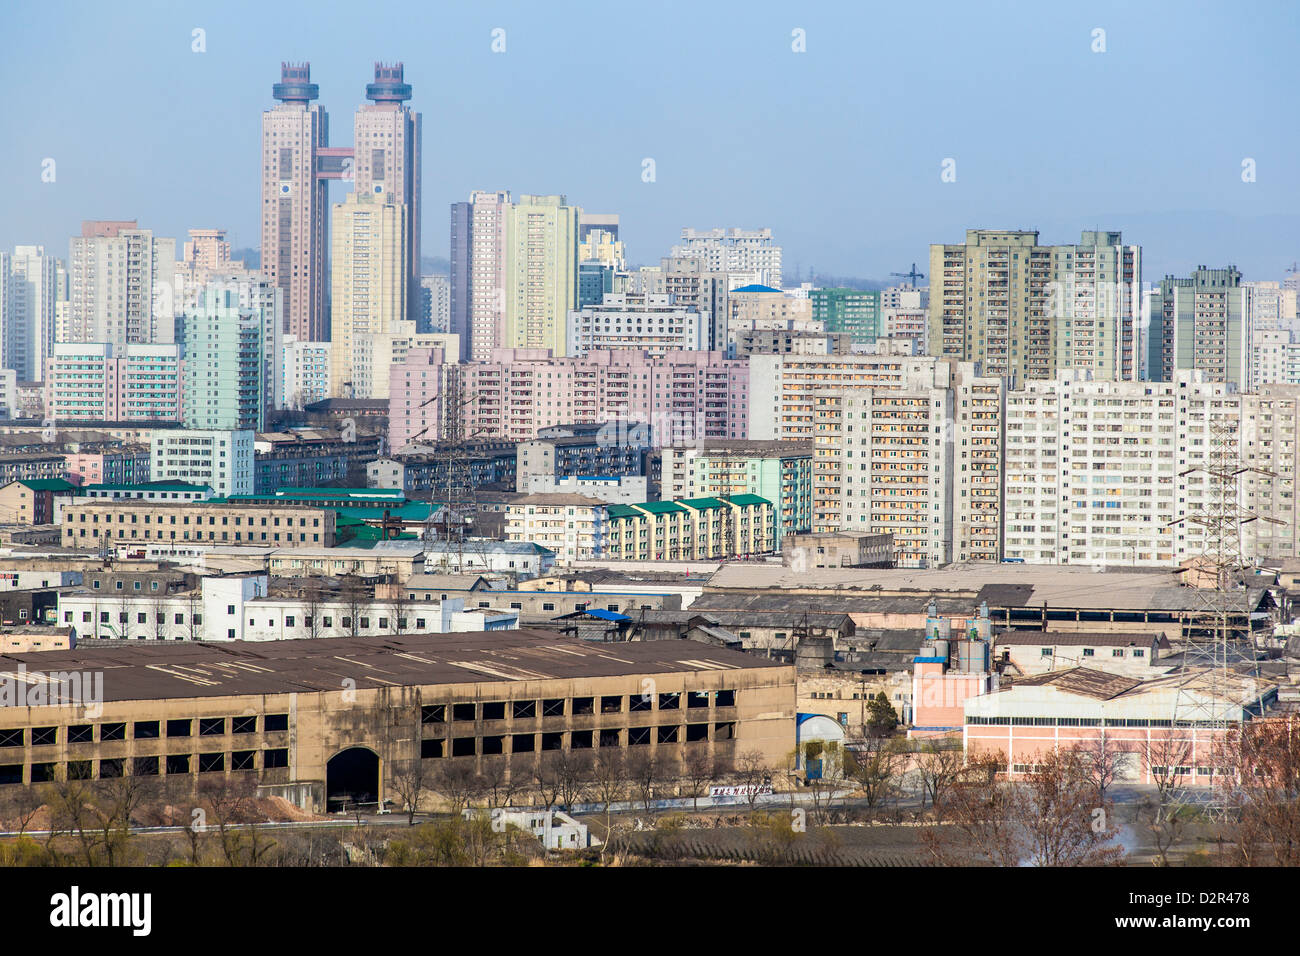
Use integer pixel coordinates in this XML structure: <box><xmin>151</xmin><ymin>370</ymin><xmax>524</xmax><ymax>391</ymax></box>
<box><xmin>0</xmin><ymin>630</ymin><xmax>785</xmax><ymax>704</ymax></box>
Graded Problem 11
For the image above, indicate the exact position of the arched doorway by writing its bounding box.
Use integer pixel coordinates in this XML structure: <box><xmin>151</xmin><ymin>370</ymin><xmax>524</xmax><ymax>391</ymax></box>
<box><xmin>326</xmin><ymin>747</ymin><xmax>380</xmax><ymax>812</ymax></box>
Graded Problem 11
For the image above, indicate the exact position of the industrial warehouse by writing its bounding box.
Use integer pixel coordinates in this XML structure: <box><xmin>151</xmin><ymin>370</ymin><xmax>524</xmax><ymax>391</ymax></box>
<box><xmin>0</xmin><ymin>629</ymin><xmax>794</xmax><ymax>813</ymax></box>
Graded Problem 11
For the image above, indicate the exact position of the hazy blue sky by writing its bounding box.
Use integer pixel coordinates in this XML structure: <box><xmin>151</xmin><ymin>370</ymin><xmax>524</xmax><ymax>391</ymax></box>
<box><xmin>3</xmin><ymin>0</ymin><xmax>1298</xmax><ymax>281</ymax></box>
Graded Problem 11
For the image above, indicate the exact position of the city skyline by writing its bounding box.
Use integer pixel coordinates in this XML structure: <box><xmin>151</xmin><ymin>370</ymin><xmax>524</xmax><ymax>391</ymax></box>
<box><xmin>3</xmin><ymin>0</ymin><xmax>1299</xmax><ymax>283</ymax></box>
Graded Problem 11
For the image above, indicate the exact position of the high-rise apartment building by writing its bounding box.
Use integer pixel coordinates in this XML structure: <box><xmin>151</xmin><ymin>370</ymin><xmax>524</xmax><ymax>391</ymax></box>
<box><xmin>811</xmin><ymin>288</ymin><xmax>881</xmax><ymax>345</ymax></box>
<box><xmin>504</xmin><ymin>195</ymin><xmax>580</xmax><ymax>355</ymax></box>
<box><xmin>419</xmin><ymin>275</ymin><xmax>450</xmax><ymax>333</ymax></box>
<box><xmin>808</xmin><ymin>361</ymin><xmax>1003</xmax><ymax>567</ymax></box>
<box><xmin>1000</xmin><ymin>370</ymin><xmax>1280</xmax><ymax>567</ymax></box>
<box><xmin>672</xmin><ymin>228</ymin><xmax>782</xmax><ymax>289</ymax></box>
<box><xmin>450</xmin><ymin>190</ymin><xmax>511</xmax><ymax>361</ymax></box>
<box><xmin>634</xmin><ymin>257</ymin><xmax>731</xmax><ymax>351</ymax></box>
<box><xmin>281</xmin><ymin>336</ymin><xmax>332</xmax><ymax>409</ymax></box>
<box><xmin>929</xmin><ymin>230</ymin><xmax>1141</xmax><ymax>389</ymax></box>
<box><xmin>181</xmin><ymin>285</ymin><xmax>266</xmax><ymax>431</ymax></box>
<box><xmin>261</xmin><ymin>63</ymin><xmax>331</xmax><ymax>342</ymax></box>
<box><xmin>353</xmin><ymin>62</ymin><xmax>422</xmax><ymax>327</ymax></box>
<box><xmin>67</xmin><ymin>221</ymin><xmax>176</xmax><ymax>348</ymax></box>
<box><xmin>1146</xmin><ymin>266</ymin><xmax>1251</xmax><ymax>389</ymax></box>
<box><xmin>389</xmin><ymin>347</ymin><xmax>749</xmax><ymax>448</ymax></box>
<box><xmin>2</xmin><ymin>245</ymin><xmax>58</xmax><ymax>381</ymax></box>
<box><xmin>330</xmin><ymin>193</ymin><xmax>410</xmax><ymax>398</ymax></box>
<box><xmin>181</xmin><ymin>229</ymin><xmax>232</xmax><ymax>276</ymax></box>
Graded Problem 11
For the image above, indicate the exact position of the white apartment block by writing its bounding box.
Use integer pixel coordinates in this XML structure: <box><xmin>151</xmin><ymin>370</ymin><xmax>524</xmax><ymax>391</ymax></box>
<box><xmin>747</xmin><ymin>352</ymin><xmax>954</xmax><ymax>441</ymax></box>
<box><xmin>57</xmin><ymin>575</ymin><xmax>514</xmax><ymax>643</ymax></box>
<box><xmin>672</xmin><ymin>228</ymin><xmax>783</xmax><ymax>289</ymax></box>
<box><xmin>808</xmin><ymin>361</ymin><xmax>1003</xmax><ymax>567</ymax></box>
<box><xmin>68</xmin><ymin>222</ymin><xmax>176</xmax><ymax>348</ymax></box>
<box><xmin>505</xmin><ymin>493</ymin><xmax>609</xmax><ymax>564</ymax></box>
<box><xmin>3</xmin><ymin>245</ymin><xmax>59</xmax><ymax>382</ymax></box>
<box><xmin>150</xmin><ymin>429</ymin><xmax>254</xmax><ymax>497</ymax></box>
<box><xmin>566</xmin><ymin>293</ymin><xmax>705</xmax><ymax>358</ymax></box>
<box><xmin>1000</xmin><ymin>370</ymin><xmax>1293</xmax><ymax>567</ymax></box>
<box><xmin>281</xmin><ymin>336</ymin><xmax>332</xmax><ymax>409</ymax></box>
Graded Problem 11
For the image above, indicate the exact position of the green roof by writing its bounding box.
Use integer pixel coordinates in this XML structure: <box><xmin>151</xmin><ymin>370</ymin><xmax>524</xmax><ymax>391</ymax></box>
<box><xmin>82</xmin><ymin>481</ymin><xmax>209</xmax><ymax>493</ymax></box>
<box><xmin>633</xmin><ymin>500</ymin><xmax>687</xmax><ymax>515</ymax></box>
<box><xmin>18</xmin><ymin>478</ymin><xmax>77</xmax><ymax>492</ymax></box>
<box><xmin>726</xmin><ymin>494</ymin><xmax>771</xmax><ymax>507</ymax></box>
<box><xmin>336</xmin><ymin>502</ymin><xmax>437</xmax><ymax>522</ymax></box>
<box><xmin>678</xmin><ymin>497</ymin><xmax>725</xmax><ymax>511</ymax></box>
<box><xmin>607</xmin><ymin>504</ymin><xmax>641</xmax><ymax>519</ymax></box>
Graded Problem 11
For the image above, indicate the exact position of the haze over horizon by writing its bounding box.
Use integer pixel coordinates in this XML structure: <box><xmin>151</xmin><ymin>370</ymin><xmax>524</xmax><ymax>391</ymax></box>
<box><xmin>3</xmin><ymin>0</ymin><xmax>1299</xmax><ymax>282</ymax></box>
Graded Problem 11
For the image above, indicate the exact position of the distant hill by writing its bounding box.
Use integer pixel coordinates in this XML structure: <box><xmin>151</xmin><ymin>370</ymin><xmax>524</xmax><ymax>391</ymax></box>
<box><xmin>231</xmin><ymin>247</ymin><xmax>259</xmax><ymax>270</ymax></box>
<box><xmin>420</xmin><ymin>256</ymin><xmax>450</xmax><ymax>276</ymax></box>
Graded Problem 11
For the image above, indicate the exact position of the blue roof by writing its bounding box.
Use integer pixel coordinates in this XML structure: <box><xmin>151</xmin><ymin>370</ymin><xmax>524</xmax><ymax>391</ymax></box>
<box><xmin>733</xmin><ymin>283</ymin><xmax>781</xmax><ymax>293</ymax></box>
<box><xmin>580</xmin><ymin>608</ymin><xmax>631</xmax><ymax>622</ymax></box>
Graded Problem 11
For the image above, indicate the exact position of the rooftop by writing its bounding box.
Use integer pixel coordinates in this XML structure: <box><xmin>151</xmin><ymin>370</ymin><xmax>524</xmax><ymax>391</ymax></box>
<box><xmin>0</xmin><ymin>629</ymin><xmax>785</xmax><ymax>702</ymax></box>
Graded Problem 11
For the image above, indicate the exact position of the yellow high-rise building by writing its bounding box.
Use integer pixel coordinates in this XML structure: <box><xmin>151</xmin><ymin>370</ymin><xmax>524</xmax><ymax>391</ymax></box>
<box><xmin>330</xmin><ymin>192</ymin><xmax>410</xmax><ymax>398</ymax></box>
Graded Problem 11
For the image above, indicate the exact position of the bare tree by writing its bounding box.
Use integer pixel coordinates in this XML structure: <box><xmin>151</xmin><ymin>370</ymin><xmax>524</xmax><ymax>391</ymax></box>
<box><xmin>1215</xmin><ymin>718</ymin><xmax>1300</xmax><ymax>867</ymax></box>
<box><xmin>428</xmin><ymin>758</ymin><xmax>481</xmax><ymax>817</ymax></box>
<box><xmin>0</xmin><ymin>784</ymin><xmax>44</xmax><ymax>838</ymax></box>
<box><xmin>532</xmin><ymin>753</ymin><xmax>563</xmax><ymax>813</ymax></box>
<box><xmin>926</xmin><ymin>748</ymin><xmax>1123</xmax><ymax>867</ymax></box>
<box><xmin>914</xmin><ymin>740</ymin><xmax>966</xmax><ymax>809</ymax></box>
<box><xmin>1073</xmin><ymin>734</ymin><xmax>1128</xmax><ymax>805</ymax></box>
<box><xmin>732</xmin><ymin>749</ymin><xmax>771</xmax><ymax>812</ymax></box>
<box><xmin>1140</xmin><ymin>732</ymin><xmax>1196</xmax><ymax>804</ymax></box>
<box><xmin>625</xmin><ymin>750</ymin><xmax>661</xmax><ymax>816</ymax></box>
<box><xmin>389</xmin><ymin>758</ymin><xmax>428</xmax><ymax>825</ymax></box>
<box><xmin>844</xmin><ymin>737</ymin><xmax>903</xmax><ymax>816</ymax></box>
<box><xmin>479</xmin><ymin>755</ymin><xmax>525</xmax><ymax>809</ymax></box>
<box><xmin>590</xmin><ymin>750</ymin><xmax>628</xmax><ymax>862</ymax></box>
<box><xmin>199</xmin><ymin>775</ymin><xmax>276</xmax><ymax>866</ymax></box>
<box><xmin>341</xmin><ymin>576</ymin><xmax>367</xmax><ymax>639</ymax></box>
<box><xmin>150</xmin><ymin>589</ymin><xmax>169</xmax><ymax>642</ymax></box>
<box><xmin>303</xmin><ymin>585</ymin><xmax>325</xmax><ymax>641</ymax></box>
<box><xmin>681</xmin><ymin>749</ymin><xmax>716</xmax><ymax>812</ymax></box>
<box><xmin>553</xmin><ymin>749</ymin><xmax>593</xmax><ymax>811</ymax></box>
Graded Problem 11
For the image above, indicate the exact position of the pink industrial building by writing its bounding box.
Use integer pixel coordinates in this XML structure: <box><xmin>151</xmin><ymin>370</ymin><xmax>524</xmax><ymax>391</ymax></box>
<box><xmin>389</xmin><ymin>347</ymin><xmax>749</xmax><ymax>448</ymax></box>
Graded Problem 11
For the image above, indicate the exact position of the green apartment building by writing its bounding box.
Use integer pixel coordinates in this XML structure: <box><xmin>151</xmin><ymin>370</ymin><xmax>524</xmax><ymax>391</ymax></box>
<box><xmin>928</xmin><ymin>229</ymin><xmax>1142</xmax><ymax>389</ymax></box>
<box><xmin>182</xmin><ymin>285</ymin><xmax>265</xmax><ymax>431</ymax></box>
<box><xmin>811</xmin><ymin>288</ymin><xmax>881</xmax><ymax>345</ymax></box>
<box><xmin>606</xmin><ymin>495</ymin><xmax>775</xmax><ymax>561</ymax></box>
<box><xmin>657</xmin><ymin>440</ymin><xmax>812</xmax><ymax>546</ymax></box>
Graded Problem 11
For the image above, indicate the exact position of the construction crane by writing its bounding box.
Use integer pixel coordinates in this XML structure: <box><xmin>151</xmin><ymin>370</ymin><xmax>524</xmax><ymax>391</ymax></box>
<box><xmin>889</xmin><ymin>263</ymin><xmax>925</xmax><ymax>288</ymax></box>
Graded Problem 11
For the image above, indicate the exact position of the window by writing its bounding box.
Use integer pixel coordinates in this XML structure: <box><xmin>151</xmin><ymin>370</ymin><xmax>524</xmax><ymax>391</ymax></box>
<box><xmin>1082</xmin><ymin>648</ymin><xmax>1095</xmax><ymax>657</ymax></box>
<box><xmin>264</xmin><ymin>714</ymin><xmax>289</xmax><ymax>732</ymax></box>
<box><xmin>1040</xmin><ymin>648</ymin><xmax>1052</xmax><ymax>657</ymax></box>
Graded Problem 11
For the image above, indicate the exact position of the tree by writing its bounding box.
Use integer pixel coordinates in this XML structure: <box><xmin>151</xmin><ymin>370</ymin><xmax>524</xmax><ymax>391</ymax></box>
<box><xmin>199</xmin><ymin>775</ymin><xmax>276</xmax><ymax>866</ymax></box>
<box><xmin>303</xmin><ymin>585</ymin><xmax>325</xmax><ymax>641</ymax></box>
<box><xmin>428</xmin><ymin>759</ymin><xmax>481</xmax><ymax>817</ymax></box>
<box><xmin>0</xmin><ymin>784</ymin><xmax>44</xmax><ymax>838</ymax></box>
<box><xmin>340</xmin><ymin>576</ymin><xmax>367</xmax><ymax>639</ymax></box>
<box><xmin>590</xmin><ymin>750</ymin><xmax>629</xmax><ymax>862</ymax></box>
<box><xmin>732</xmin><ymin>750</ymin><xmax>770</xmax><ymax>812</ymax></box>
<box><xmin>1073</xmin><ymin>734</ymin><xmax>1127</xmax><ymax>805</ymax></box>
<box><xmin>1215</xmin><ymin>718</ymin><xmax>1300</xmax><ymax>867</ymax></box>
<box><xmin>1140</xmin><ymin>732</ymin><xmax>1196</xmax><ymax>804</ymax></box>
<box><xmin>844</xmin><ymin>737</ymin><xmax>902</xmax><ymax>815</ymax></box>
<box><xmin>680</xmin><ymin>749</ymin><xmax>716</xmax><ymax>812</ymax></box>
<box><xmin>625</xmin><ymin>750</ymin><xmax>661</xmax><ymax>816</ymax></box>
<box><xmin>914</xmin><ymin>740</ymin><xmax>966</xmax><ymax>809</ymax></box>
<box><xmin>389</xmin><ymin>758</ymin><xmax>428</xmax><ymax>825</ymax></box>
<box><xmin>478</xmin><ymin>755</ymin><xmax>525</xmax><ymax>809</ymax></box>
<box><xmin>866</xmin><ymin>692</ymin><xmax>898</xmax><ymax>737</ymax></box>
<box><xmin>552</xmin><ymin>750</ymin><xmax>593</xmax><ymax>812</ymax></box>
<box><xmin>926</xmin><ymin>748</ymin><xmax>1124</xmax><ymax>867</ymax></box>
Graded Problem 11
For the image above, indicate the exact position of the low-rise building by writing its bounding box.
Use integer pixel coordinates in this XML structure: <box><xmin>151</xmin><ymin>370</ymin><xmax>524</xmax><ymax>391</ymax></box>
<box><xmin>0</xmin><ymin>479</ymin><xmax>78</xmax><ymax>525</ymax></box>
<box><xmin>505</xmin><ymin>493</ymin><xmax>610</xmax><ymax>564</ymax></box>
<box><xmin>782</xmin><ymin>531</ymin><xmax>895</xmax><ymax>570</ymax></box>
<box><xmin>606</xmin><ymin>496</ymin><xmax>775</xmax><ymax>561</ymax></box>
<box><xmin>60</xmin><ymin>500</ymin><xmax>336</xmax><ymax>551</ymax></box>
